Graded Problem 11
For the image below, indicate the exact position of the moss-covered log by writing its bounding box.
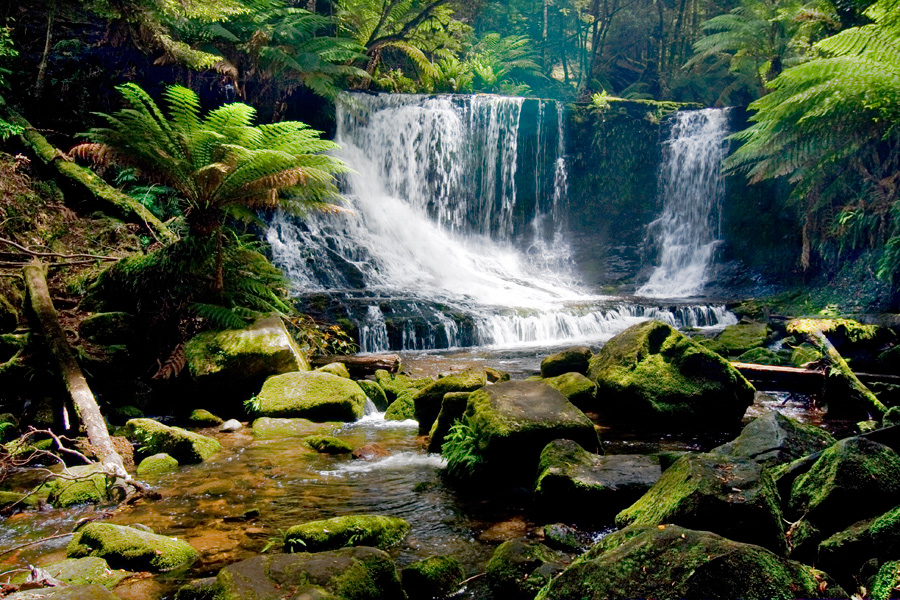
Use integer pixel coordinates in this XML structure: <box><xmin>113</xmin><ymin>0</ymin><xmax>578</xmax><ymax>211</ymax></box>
<box><xmin>810</xmin><ymin>330</ymin><xmax>887</xmax><ymax>419</ymax></box>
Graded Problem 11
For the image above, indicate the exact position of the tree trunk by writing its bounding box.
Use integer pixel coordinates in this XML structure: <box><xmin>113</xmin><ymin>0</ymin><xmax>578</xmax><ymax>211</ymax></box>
<box><xmin>23</xmin><ymin>261</ymin><xmax>127</xmax><ymax>474</ymax></box>
<box><xmin>808</xmin><ymin>329</ymin><xmax>888</xmax><ymax>419</ymax></box>
<box><xmin>34</xmin><ymin>2</ymin><xmax>55</xmax><ymax>100</ymax></box>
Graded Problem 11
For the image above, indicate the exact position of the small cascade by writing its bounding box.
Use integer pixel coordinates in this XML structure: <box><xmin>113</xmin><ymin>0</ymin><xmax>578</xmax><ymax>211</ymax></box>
<box><xmin>638</xmin><ymin>109</ymin><xmax>731</xmax><ymax>298</ymax></box>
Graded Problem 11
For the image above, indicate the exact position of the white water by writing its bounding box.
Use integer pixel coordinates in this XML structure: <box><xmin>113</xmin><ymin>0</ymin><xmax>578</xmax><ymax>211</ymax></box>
<box><xmin>638</xmin><ymin>109</ymin><xmax>731</xmax><ymax>298</ymax></box>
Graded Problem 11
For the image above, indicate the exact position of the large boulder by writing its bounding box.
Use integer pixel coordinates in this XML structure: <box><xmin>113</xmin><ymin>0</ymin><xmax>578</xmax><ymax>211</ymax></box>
<box><xmin>540</xmin><ymin>346</ymin><xmax>593</xmax><ymax>378</ymax></box>
<box><xmin>712</xmin><ymin>410</ymin><xmax>836</xmax><ymax>468</ymax></box>
<box><xmin>68</xmin><ymin>523</ymin><xmax>198</xmax><ymax>572</ymax></box>
<box><xmin>253</xmin><ymin>371</ymin><xmax>367</xmax><ymax>422</ymax></box>
<box><xmin>818</xmin><ymin>505</ymin><xmax>900</xmax><ymax>587</ymax></box>
<box><xmin>211</xmin><ymin>547</ymin><xmax>403</xmax><ymax>600</ymax></box>
<box><xmin>375</xmin><ymin>370</ymin><xmax>432</xmax><ymax>401</ymax></box>
<box><xmin>535</xmin><ymin>524</ymin><xmax>842</xmax><ymax>600</ymax></box>
<box><xmin>250</xmin><ymin>417</ymin><xmax>338</xmax><ymax>439</ymax></box>
<box><xmin>461</xmin><ymin>380</ymin><xmax>600</xmax><ymax>479</ymax></box>
<box><xmin>486</xmin><ymin>538</ymin><xmax>568</xmax><ymax>600</ymax></box>
<box><xmin>384</xmin><ymin>389</ymin><xmax>417</xmax><ymax>421</ymax></box>
<box><xmin>542</xmin><ymin>372</ymin><xmax>597</xmax><ymax>409</ymax></box>
<box><xmin>716</xmin><ymin>321</ymin><xmax>770</xmax><ymax>355</ymax></box>
<box><xmin>44</xmin><ymin>464</ymin><xmax>113</xmax><ymax>508</ymax></box>
<box><xmin>586</xmin><ymin>320</ymin><xmax>755</xmax><ymax>429</ymax></box>
<box><xmin>535</xmin><ymin>439</ymin><xmax>661</xmax><ymax>521</ymax></box>
<box><xmin>185</xmin><ymin>315</ymin><xmax>309</xmax><ymax>405</ymax></box>
<box><xmin>284</xmin><ymin>515</ymin><xmax>410</xmax><ymax>553</ymax></box>
<box><xmin>413</xmin><ymin>369</ymin><xmax>487</xmax><ymax>435</ymax></box>
<box><xmin>125</xmin><ymin>418</ymin><xmax>220</xmax><ymax>463</ymax></box>
<box><xmin>79</xmin><ymin>312</ymin><xmax>136</xmax><ymax>345</ymax></box>
<box><xmin>615</xmin><ymin>453</ymin><xmax>786</xmax><ymax>554</ymax></box>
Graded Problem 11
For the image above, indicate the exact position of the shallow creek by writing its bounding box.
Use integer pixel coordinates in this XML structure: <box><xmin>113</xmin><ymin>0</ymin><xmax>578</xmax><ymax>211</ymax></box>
<box><xmin>0</xmin><ymin>351</ymin><xmax>833</xmax><ymax>600</ymax></box>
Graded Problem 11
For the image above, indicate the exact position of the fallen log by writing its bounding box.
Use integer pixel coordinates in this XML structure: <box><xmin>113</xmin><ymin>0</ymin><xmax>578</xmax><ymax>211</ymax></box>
<box><xmin>730</xmin><ymin>362</ymin><xmax>825</xmax><ymax>393</ymax></box>
<box><xmin>23</xmin><ymin>261</ymin><xmax>126</xmax><ymax>474</ymax></box>
<box><xmin>309</xmin><ymin>353</ymin><xmax>401</xmax><ymax>377</ymax></box>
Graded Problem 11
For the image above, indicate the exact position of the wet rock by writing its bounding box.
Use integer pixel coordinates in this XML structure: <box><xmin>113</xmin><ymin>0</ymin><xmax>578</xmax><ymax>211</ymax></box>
<box><xmin>541</xmin><ymin>346</ymin><xmax>593</xmax><ymax>378</ymax></box>
<box><xmin>486</xmin><ymin>538</ymin><xmax>568</xmax><ymax>600</ymax></box>
<box><xmin>375</xmin><ymin>369</ymin><xmax>433</xmax><ymax>402</ymax></box>
<box><xmin>316</xmin><ymin>362</ymin><xmax>351</xmax><ymax>378</ymax></box>
<box><xmin>24</xmin><ymin>557</ymin><xmax>133</xmax><ymax>589</ymax></box>
<box><xmin>616</xmin><ymin>453</ymin><xmax>786</xmax><ymax>554</ymax></box>
<box><xmin>79</xmin><ymin>312</ymin><xmax>136</xmax><ymax>345</ymax></box>
<box><xmin>478</xmin><ymin>516</ymin><xmax>529</xmax><ymax>542</ymax></box>
<box><xmin>427</xmin><ymin>391</ymin><xmax>470</xmax><ymax>452</ymax></box>
<box><xmin>0</xmin><ymin>490</ymin><xmax>39</xmax><ymax>511</ymax></box>
<box><xmin>484</xmin><ymin>367</ymin><xmax>510</xmax><ymax>383</ymax></box>
<box><xmin>542</xmin><ymin>372</ymin><xmax>597</xmax><ymax>409</ymax></box>
<box><xmin>353</xmin><ymin>443</ymin><xmax>390</xmax><ymax>461</ymax></box>
<box><xmin>219</xmin><ymin>419</ymin><xmax>241</xmax><ymax>432</ymax></box>
<box><xmin>535</xmin><ymin>439</ymin><xmax>661</xmax><ymax>521</ymax></box>
<box><xmin>384</xmin><ymin>389</ymin><xmax>416</xmax><ymax>421</ymax></box>
<box><xmin>125</xmin><ymin>418</ymin><xmax>220</xmax><ymax>463</ymax></box>
<box><xmin>68</xmin><ymin>523</ymin><xmax>198</xmax><ymax>572</ymax></box>
<box><xmin>414</xmin><ymin>369</ymin><xmax>487</xmax><ymax>435</ymax></box>
<box><xmin>174</xmin><ymin>577</ymin><xmax>217</xmax><ymax>600</ymax></box>
<box><xmin>2</xmin><ymin>585</ymin><xmax>122</xmax><ymax>600</ymax></box>
<box><xmin>135</xmin><ymin>453</ymin><xmax>179</xmax><ymax>477</ymax></box>
<box><xmin>716</xmin><ymin>321</ymin><xmax>770</xmax><ymax>355</ymax></box>
<box><xmin>254</xmin><ymin>371</ymin><xmax>367</xmax><ymax>422</ymax></box>
<box><xmin>210</xmin><ymin>546</ymin><xmax>403</xmax><ymax>600</ymax></box>
<box><xmin>536</xmin><ymin>524</ymin><xmax>843</xmax><ymax>600</ymax></box>
<box><xmin>587</xmin><ymin>320</ymin><xmax>755</xmax><ymax>430</ymax></box>
<box><xmin>284</xmin><ymin>515</ymin><xmax>410</xmax><ymax>553</ymax></box>
<box><xmin>304</xmin><ymin>435</ymin><xmax>353</xmax><ymax>454</ymax></box>
<box><xmin>356</xmin><ymin>380</ymin><xmax>388</xmax><ymax>411</ymax></box>
<box><xmin>401</xmin><ymin>555</ymin><xmax>465</xmax><ymax>600</ymax></box>
<box><xmin>711</xmin><ymin>410</ymin><xmax>835</xmax><ymax>468</ymax></box>
<box><xmin>818</xmin><ymin>504</ymin><xmax>900</xmax><ymax>587</ymax></box>
<box><xmin>44</xmin><ymin>464</ymin><xmax>113</xmax><ymax>508</ymax></box>
<box><xmin>250</xmin><ymin>417</ymin><xmax>338</xmax><ymax>439</ymax></box>
<box><xmin>541</xmin><ymin>523</ymin><xmax>583</xmax><ymax>552</ymax></box>
<box><xmin>187</xmin><ymin>409</ymin><xmax>223</xmax><ymax>427</ymax></box>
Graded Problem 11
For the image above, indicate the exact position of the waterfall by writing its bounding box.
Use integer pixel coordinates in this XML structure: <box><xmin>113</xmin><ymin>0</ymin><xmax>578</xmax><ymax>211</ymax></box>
<box><xmin>638</xmin><ymin>108</ymin><xmax>731</xmax><ymax>298</ymax></box>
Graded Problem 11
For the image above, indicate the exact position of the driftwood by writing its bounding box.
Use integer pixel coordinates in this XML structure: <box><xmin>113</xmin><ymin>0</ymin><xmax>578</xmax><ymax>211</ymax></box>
<box><xmin>731</xmin><ymin>362</ymin><xmax>825</xmax><ymax>393</ymax></box>
<box><xmin>309</xmin><ymin>353</ymin><xmax>401</xmax><ymax>376</ymax></box>
<box><xmin>807</xmin><ymin>329</ymin><xmax>888</xmax><ymax>419</ymax></box>
<box><xmin>23</xmin><ymin>261</ymin><xmax>126</xmax><ymax>474</ymax></box>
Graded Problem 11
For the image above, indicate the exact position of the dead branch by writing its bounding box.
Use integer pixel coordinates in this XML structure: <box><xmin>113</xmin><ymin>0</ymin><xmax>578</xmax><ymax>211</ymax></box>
<box><xmin>0</xmin><ymin>237</ymin><xmax>121</xmax><ymax>261</ymax></box>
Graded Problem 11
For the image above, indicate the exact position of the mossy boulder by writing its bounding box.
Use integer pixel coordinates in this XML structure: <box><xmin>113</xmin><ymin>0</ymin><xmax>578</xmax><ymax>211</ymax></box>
<box><xmin>486</xmin><ymin>538</ymin><xmax>568</xmax><ymax>600</ymax></box>
<box><xmin>541</xmin><ymin>346</ymin><xmax>593</xmax><ymax>378</ymax></box>
<box><xmin>187</xmin><ymin>409</ymin><xmax>223</xmax><ymax>427</ymax></box>
<box><xmin>872</xmin><ymin>560</ymin><xmax>900</xmax><ymax>600</ymax></box>
<box><xmin>616</xmin><ymin>453</ymin><xmax>786</xmax><ymax>554</ymax></box>
<box><xmin>45</xmin><ymin>464</ymin><xmax>113</xmax><ymax>508</ymax></box>
<box><xmin>463</xmin><ymin>380</ymin><xmax>600</xmax><ymax>480</ymax></box>
<box><xmin>427</xmin><ymin>391</ymin><xmax>471</xmax><ymax>452</ymax></box>
<box><xmin>535</xmin><ymin>524</ymin><xmax>842</xmax><ymax>600</ymax></box>
<box><xmin>250</xmin><ymin>417</ymin><xmax>338</xmax><ymax>439</ymax></box>
<box><xmin>716</xmin><ymin>321</ymin><xmax>770</xmax><ymax>354</ymax></box>
<box><xmin>125</xmin><ymin>418</ymin><xmax>220</xmax><ymax>463</ymax></box>
<box><xmin>375</xmin><ymin>369</ymin><xmax>432</xmax><ymax>401</ymax></box>
<box><xmin>542</xmin><ymin>372</ymin><xmax>598</xmax><ymax>409</ymax></box>
<box><xmin>317</xmin><ymin>362</ymin><xmax>351</xmax><ymax>378</ymax></box>
<box><xmin>29</xmin><ymin>557</ymin><xmax>133</xmax><ymax>589</ymax></box>
<box><xmin>185</xmin><ymin>315</ymin><xmax>309</xmax><ymax>405</ymax></box>
<box><xmin>792</xmin><ymin>343</ymin><xmax>823</xmax><ymax>367</ymax></box>
<box><xmin>400</xmin><ymin>555</ymin><xmax>465</xmax><ymax>600</ymax></box>
<box><xmin>413</xmin><ymin>369</ymin><xmax>487</xmax><ymax>434</ymax></box>
<box><xmin>254</xmin><ymin>371</ymin><xmax>367</xmax><ymax>422</ymax></box>
<box><xmin>885</xmin><ymin>406</ymin><xmax>900</xmax><ymax>427</ymax></box>
<box><xmin>586</xmin><ymin>320</ymin><xmax>755</xmax><ymax>429</ymax></box>
<box><xmin>68</xmin><ymin>522</ymin><xmax>198</xmax><ymax>572</ymax></box>
<box><xmin>384</xmin><ymin>389</ymin><xmax>417</xmax><ymax>421</ymax></box>
<box><xmin>817</xmin><ymin>504</ymin><xmax>900</xmax><ymax>584</ymax></box>
<box><xmin>135</xmin><ymin>453</ymin><xmax>179</xmax><ymax>477</ymax></box>
<box><xmin>711</xmin><ymin>410</ymin><xmax>836</xmax><ymax>468</ymax></box>
<box><xmin>736</xmin><ymin>347</ymin><xmax>784</xmax><ymax>365</ymax></box>
<box><xmin>304</xmin><ymin>435</ymin><xmax>353</xmax><ymax>454</ymax></box>
<box><xmin>2</xmin><ymin>585</ymin><xmax>123</xmax><ymax>599</ymax></box>
<box><xmin>535</xmin><ymin>439</ymin><xmax>661</xmax><ymax>521</ymax></box>
<box><xmin>210</xmin><ymin>546</ymin><xmax>403</xmax><ymax>600</ymax></box>
<box><xmin>79</xmin><ymin>312</ymin><xmax>136</xmax><ymax>344</ymax></box>
<box><xmin>284</xmin><ymin>515</ymin><xmax>410</xmax><ymax>553</ymax></box>
<box><xmin>356</xmin><ymin>380</ymin><xmax>389</xmax><ymax>411</ymax></box>
<box><xmin>0</xmin><ymin>490</ymin><xmax>39</xmax><ymax>511</ymax></box>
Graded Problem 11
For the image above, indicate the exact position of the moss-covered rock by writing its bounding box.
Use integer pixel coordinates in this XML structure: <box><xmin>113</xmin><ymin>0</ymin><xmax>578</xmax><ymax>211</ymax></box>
<box><xmin>542</xmin><ymin>523</ymin><xmax>583</xmax><ymax>552</ymax></box>
<box><xmin>45</xmin><ymin>464</ymin><xmax>113</xmax><ymax>508</ymax></box>
<box><xmin>736</xmin><ymin>347</ymin><xmax>784</xmax><ymax>365</ymax></box>
<box><xmin>536</xmin><ymin>524</ymin><xmax>842</xmax><ymax>600</ymax></box>
<box><xmin>413</xmin><ymin>369</ymin><xmax>487</xmax><ymax>435</ymax></box>
<box><xmin>187</xmin><ymin>409</ymin><xmax>223</xmax><ymax>427</ymax></box>
<box><xmin>125</xmin><ymin>418</ymin><xmax>220</xmax><ymax>463</ymax></box>
<box><xmin>616</xmin><ymin>453</ymin><xmax>786</xmax><ymax>554</ymax></box>
<box><xmin>384</xmin><ymin>389</ymin><xmax>417</xmax><ymax>421</ymax></box>
<box><xmin>716</xmin><ymin>321</ymin><xmax>770</xmax><ymax>355</ymax></box>
<box><xmin>79</xmin><ymin>312</ymin><xmax>136</xmax><ymax>344</ymax></box>
<box><xmin>250</xmin><ymin>417</ymin><xmax>339</xmax><ymax>439</ymax></box>
<box><xmin>68</xmin><ymin>522</ymin><xmax>198</xmax><ymax>572</ymax></box>
<box><xmin>817</xmin><ymin>504</ymin><xmax>900</xmax><ymax>585</ymax></box>
<box><xmin>356</xmin><ymin>380</ymin><xmax>389</xmax><ymax>411</ymax></box>
<box><xmin>587</xmin><ymin>320</ymin><xmax>755</xmax><ymax>429</ymax></box>
<box><xmin>317</xmin><ymin>362</ymin><xmax>351</xmax><ymax>378</ymax></box>
<box><xmin>542</xmin><ymin>372</ymin><xmax>598</xmax><ymax>409</ymax></box>
<box><xmin>486</xmin><ymin>538</ymin><xmax>568</xmax><ymax>600</ymax></box>
<box><xmin>284</xmin><ymin>515</ymin><xmax>410</xmax><ymax>553</ymax></box>
<box><xmin>885</xmin><ymin>406</ymin><xmax>900</xmax><ymax>427</ymax></box>
<box><xmin>427</xmin><ymin>392</ymin><xmax>471</xmax><ymax>452</ymax></box>
<box><xmin>135</xmin><ymin>453</ymin><xmax>179</xmax><ymax>477</ymax></box>
<box><xmin>304</xmin><ymin>435</ymin><xmax>353</xmax><ymax>454</ymax></box>
<box><xmin>535</xmin><ymin>439</ymin><xmax>661</xmax><ymax>521</ymax></box>
<box><xmin>0</xmin><ymin>490</ymin><xmax>39</xmax><ymax>511</ymax></box>
<box><xmin>540</xmin><ymin>346</ymin><xmax>593</xmax><ymax>378</ymax></box>
<box><xmin>872</xmin><ymin>560</ymin><xmax>900</xmax><ymax>600</ymax></box>
<box><xmin>253</xmin><ymin>371</ymin><xmax>367</xmax><ymax>422</ymax></box>
<box><xmin>791</xmin><ymin>343</ymin><xmax>823</xmax><ymax>367</ymax></box>
<box><xmin>30</xmin><ymin>557</ymin><xmax>133</xmax><ymax>589</ymax></box>
<box><xmin>375</xmin><ymin>369</ymin><xmax>432</xmax><ymax>401</ymax></box>
<box><xmin>711</xmin><ymin>410</ymin><xmax>836</xmax><ymax>468</ymax></box>
<box><xmin>2</xmin><ymin>584</ymin><xmax>123</xmax><ymax>599</ymax></box>
<box><xmin>401</xmin><ymin>555</ymin><xmax>465</xmax><ymax>600</ymax></box>
<box><xmin>185</xmin><ymin>315</ymin><xmax>309</xmax><ymax>405</ymax></box>
<box><xmin>210</xmin><ymin>546</ymin><xmax>403</xmax><ymax>600</ymax></box>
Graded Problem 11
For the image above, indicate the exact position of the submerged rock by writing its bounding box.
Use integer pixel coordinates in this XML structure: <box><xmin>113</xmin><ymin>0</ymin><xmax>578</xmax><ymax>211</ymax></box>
<box><xmin>712</xmin><ymin>410</ymin><xmax>835</xmax><ymax>468</ymax></box>
<box><xmin>125</xmin><ymin>418</ymin><xmax>220</xmax><ymax>463</ymax></box>
<box><xmin>284</xmin><ymin>515</ymin><xmax>411</xmax><ymax>553</ymax></box>
<box><xmin>536</xmin><ymin>524</ymin><xmax>842</xmax><ymax>600</ymax></box>
<box><xmin>486</xmin><ymin>538</ymin><xmax>568</xmax><ymax>600</ymax></box>
<box><xmin>254</xmin><ymin>371</ymin><xmax>367</xmax><ymax>422</ymax></box>
<box><xmin>304</xmin><ymin>435</ymin><xmax>353</xmax><ymax>454</ymax></box>
<box><xmin>135</xmin><ymin>453</ymin><xmax>179</xmax><ymax>477</ymax></box>
<box><xmin>587</xmin><ymin>320</ymin><xmax>755</xmax><ymax>429</ymax></box>
<box><xmin>353</xmin><ymin>443</ymin><xmax>390</xmax><ymax>461</ymax></box>
<box><xmin>68</xmin><ymin>523</ymin><xmax>198</xmax><ymax>572</ymax></box>
<box><xmin>401</xmin><ymin>555</ymin><xmax>465</xmax><ymax>600</ymax></box>
<box><xmin>413</xmin><ymin>369</ymin><xmax>487</xmax><ymax>435</ymax></box>
<box><xmin>250</xmin><ymin>417</ymin><xmax>338</xmax><ymax>439</ymax></box>
<box><xmin>540</xmin><ymin>346</ymin><xmax>593</xmax><ymax>378</ymax></box>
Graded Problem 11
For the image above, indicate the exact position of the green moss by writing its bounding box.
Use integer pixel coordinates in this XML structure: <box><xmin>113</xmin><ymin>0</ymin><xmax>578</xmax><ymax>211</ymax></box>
<box><xmin>356</xmin><ymin>380</ymin><xmax>388</xmax><ymax>411</ymax></box>
<box><xmin>413</xmin><ymin>369</ymin><xmax>487</xmax><ymax>435</ymax></box>
<box><xmin>36</xmin><ymin>557</ymin><xmax>133</xmax><ymax>589</ymax></box>
<box><xmin>251</xmin><ymin>417</ymin><xmax>339</xmax><ymax>439</ymax></box>
<box><xmin>304</xmin><ymin>435</ymin><xmax>353</xmax><ymax>454</ymax></box>
<box><xmin>542</xmin><ymin>372</ymin><xmax>597</xmax><ymax>409</ymax></box>
<box><xmin>486</xmin><ymin>538</ymin><xmax>567</xmax><ymax>600</ymax></box>
<box><xmin>787</xmin><ymin>317</ymin><xmax>878</xmax><ymax>342</ymax></box>
<box><xmin>401</xmin><ymin>556</ymin><xmax>465</xmax><ymax>600</ymax></box>
<box><xmin>136</xmin><ymin>453</ymin><xmax>179</xmax><ymax>477</ymax></box>
<box><xmin>316</xmin><ymin>362</ymin><xmax>351</xmax><ymax>378</ymax></box>
<box><xmin>0</xmin><ymin>489</ymin><xmax>39</xmax><ymax>510</ymax></box>
<box><xmin>67</xmin><ymin>522</ymin><xmax>198</xmax><ymax>572</ymax></box>
<box><xmin>716</xmin><ymin>322</ymin><xmax>770</xmax><ymax>354</ymax></box>
<box><xmin>283</xmin><ymin>515</ymin><xmax>410</xmax><ymax>553</ymax></box>
<box><xmin>872</xmin><ymin>560</ymin><xmax>900</xmax><ymax>600</ymax></box>
<box><xmin>384</xmin><ymin>390</ymin><xmax>417</xmax><ymax>421</ymax></box>
<box><xmin>375</xmin><ymin>369</ymin><xmax>433</xmax><ymax>401</ymax></box>
<box><xmin>188</xmin><ymin>409</ymin><xmax>223</xmax><ymax>427</ymax></box>
<box><xmin>125</xmin><ymin>418</ymin><xmax>221</xmax><ymax>463</ymax></box>
<box><xmin>791</xmin><ymin>344</ymin><xmax>823</xmax><ymax>367</ymax></box>
<box><xmin>711</xmin><ymin>410</ymin><xmax>835</xmax><ymax>468</ymax></box>
<box><xmin>540</xmin><ymin>346</ymin><xmax>593</xmax><ymax>378</ymax></box>
<box><xmin>254</xmin><ymin>371</ymin><xmax>367</xmax><ymax>422</ymax></box>
<box><xmin>818</xmin><ymin>504</ymin><xmax>900</xmax><ymax>581</ymax></box>
<box><xmin>736</xmin><ymin>347</ymin><xmax>784</xmax><ymax>366</ymax></box>
<box><xmin>45</xmin><ymin>464</ymin><xmax>112</xmax><ymax>508</ymax></box>
<box><xmin>885</xmin><ymin>406</ymin><xmax>900</xmax><ymax>427</ymax></box>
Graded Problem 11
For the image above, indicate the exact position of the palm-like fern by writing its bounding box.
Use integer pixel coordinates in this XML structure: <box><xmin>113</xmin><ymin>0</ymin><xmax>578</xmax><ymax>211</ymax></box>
<box><xmin>467</xmin><ymin>33</ymin><xmax>545</xmax><ymax>95</ymax></box>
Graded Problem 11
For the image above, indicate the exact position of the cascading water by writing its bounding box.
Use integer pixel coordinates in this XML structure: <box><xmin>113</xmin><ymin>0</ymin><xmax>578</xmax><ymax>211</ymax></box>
<box><xmin>267</xmin><ymin>94</ymin><xmax>735</xmax><ymax>352</ymax></box>
<box><xmin>638</xmin><ymin>108</ymin><xmax>731</xmax><ymax>298</ymax></box>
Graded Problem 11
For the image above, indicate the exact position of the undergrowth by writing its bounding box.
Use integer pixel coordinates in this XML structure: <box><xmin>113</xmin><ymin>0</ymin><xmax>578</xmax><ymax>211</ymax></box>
<box><xmin>442</xmin><ymin>421</ymin><xmax>482</xmax><ymax>480</ymax></box>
